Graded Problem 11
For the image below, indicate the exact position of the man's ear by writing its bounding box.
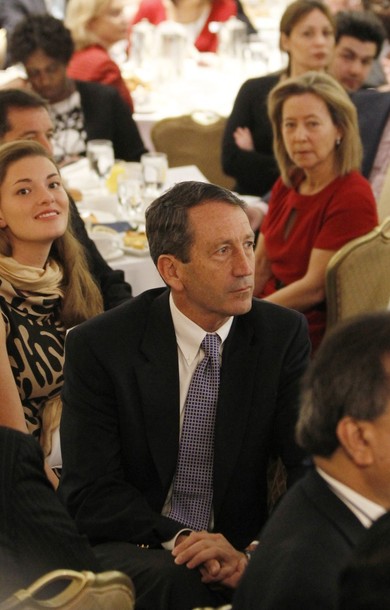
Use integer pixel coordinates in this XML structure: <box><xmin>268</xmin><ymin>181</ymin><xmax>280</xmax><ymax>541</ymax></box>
<box><xmin>336</xmin><ymin>416</ymin><xmax>374</xmax><ymax>467</ymax></box>
<box><xmin>157</xmin><ymin>254</ymin><xmax>184</xmax><ymax>291</ymax></box>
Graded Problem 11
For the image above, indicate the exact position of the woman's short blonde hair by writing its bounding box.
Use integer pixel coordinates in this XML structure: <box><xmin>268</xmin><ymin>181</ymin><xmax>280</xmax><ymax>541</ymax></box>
<box><xmin>0</xmin><ymin>140</ymin><xmax>103</xmax><ymax>326</ymax></box>
<box><xmin>65</xmin><ymin>0</ymin><xmax>112</xmax><ymax>49</ymax></box>
<box><xmin>268</xmin><ymin>71</ymin><xmax>362</xmax><ymax>186</ymax></box>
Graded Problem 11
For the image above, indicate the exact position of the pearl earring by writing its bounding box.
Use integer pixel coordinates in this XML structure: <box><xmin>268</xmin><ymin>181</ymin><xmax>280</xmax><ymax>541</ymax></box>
<box><xmin>335</xmin><ymin>138</ymin><xmax>341</xmax><ymax>147</ymax></box>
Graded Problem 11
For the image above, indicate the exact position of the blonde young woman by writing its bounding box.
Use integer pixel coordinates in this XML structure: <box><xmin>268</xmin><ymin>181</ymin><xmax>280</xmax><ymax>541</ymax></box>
<box><xmin>254</xmin><ymin>72</ymin><xmax>378</xmax><ymax>353</ymax></box>
<box><xmin>0</xmin><ymin>140</ymin><xmax>103</xmax><ymax>485</ymax></box>
<box><xmin>222</xmin><ymin>0</ymin><xmax>336</xmax><ymax>196</ymax></box>
<box><xmin>65</xmin><ymin>0</ymin><xmax>134</xmax><ymax>110</ymax></box>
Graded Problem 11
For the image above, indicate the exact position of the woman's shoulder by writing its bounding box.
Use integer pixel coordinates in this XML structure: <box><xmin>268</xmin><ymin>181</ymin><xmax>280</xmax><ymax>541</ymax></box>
<box><xmin>72</xmin><ymin>45</ymin><xmax>106</xmax><ymax>61</ymax></box>
<box><xmin>269</xmin><ymin>176</ymin><xmax>289</xmax><ymax>199</ymax></box>
<box><xmin>336</xmin><ymin>171</ymin><xmax>375</xmax><ymax>197</ymax></box>
<box><xmin>68</xmin><ymin>45</ymin><xmax>114</xmax><ymax>76</ymax></box>
<box><xmin>240</xmin><ymin>72</ymin><xmax>281</xmax><ymax>93</ymax></box>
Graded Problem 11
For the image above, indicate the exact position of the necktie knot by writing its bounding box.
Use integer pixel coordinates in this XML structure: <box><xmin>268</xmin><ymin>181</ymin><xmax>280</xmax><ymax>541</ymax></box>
<box><xmin>202</xmin><ymin>333</ymin><xmax>221</xmax><ymax>361</ymax></box>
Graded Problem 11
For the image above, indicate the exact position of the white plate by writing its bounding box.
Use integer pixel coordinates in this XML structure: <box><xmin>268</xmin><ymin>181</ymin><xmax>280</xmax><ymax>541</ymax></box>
<box><xmin>105</xmin><ymin>248</ymin><xmax>125</xmax><ymax>261</ymax></box>
<box><xmin>123</xmin><ymin>245</ymin><xmax>150</xmax><ymax>257</ymax></box>
<box><xmin>120</xmin><ymin>231</ymin><xmax>149</xmax><ymax>256</ymax></box>
<box><xmin>78</xmin><ymin>209</ymin><xmax>117</xmax><ymax>224</ymax></box>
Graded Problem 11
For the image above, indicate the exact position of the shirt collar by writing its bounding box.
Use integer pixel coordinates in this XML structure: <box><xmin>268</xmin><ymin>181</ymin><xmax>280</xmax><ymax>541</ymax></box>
<box><xmin>317</xmin><ymin>467</ymin><xmax>386</xmax><ymax>527</ymax></box>
<box><xmin>169</xmin><ymin>293</ymin><xmax>233</xmax><ymax>366</ymax></box>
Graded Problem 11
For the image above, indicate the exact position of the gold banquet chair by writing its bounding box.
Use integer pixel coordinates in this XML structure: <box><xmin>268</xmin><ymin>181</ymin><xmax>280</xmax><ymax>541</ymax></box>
<box><xmin>151</xmin><ymin>111</ymin><xmax>235</xmax><ymax>190</ymax></box>
<box><xmin>0</xmin><ymin>569</ymin><xmax>135</xmax><ymax>610</ymax></box>
<box><xmin>325</xmin><ymin>216</ymin><xmax>390</xmax><ymax>331</ymax></box>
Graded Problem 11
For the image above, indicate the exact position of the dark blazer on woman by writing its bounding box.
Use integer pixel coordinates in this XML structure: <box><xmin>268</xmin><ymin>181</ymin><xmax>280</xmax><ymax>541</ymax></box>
<box><xmin>222</xmin><ymin>72</ymin><xmax>280</xmax><ymax>196</ymax></box>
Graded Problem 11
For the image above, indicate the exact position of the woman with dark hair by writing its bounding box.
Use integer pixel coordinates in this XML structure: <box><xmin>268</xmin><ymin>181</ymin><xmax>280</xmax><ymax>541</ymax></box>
<box><xmin>0</xmin><ymin>140</ymin><xmax>103</xmax><ymax>484</ymax></box>
<box><xmin>8</xmin><ymin>14</ymin><xmax>147</xmax><ymax>165</ymax></box>
<box><xmin>222</xmin><ymin>0</ymin><xmax>335</xmax><ymax>196</ymax></box>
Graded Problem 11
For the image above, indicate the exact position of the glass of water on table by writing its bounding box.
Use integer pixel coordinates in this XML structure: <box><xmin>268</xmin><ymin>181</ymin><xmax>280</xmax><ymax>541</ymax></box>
<box><xmin>86</xmin><ymin>139</ymin><xmax>115</xmax><ymax>184</ymax></box>
<box><xmin>141</xmin><ymin>152</ymin><xmax>168</xmax><ymax>196</ymax></box>
<box><xmin>117</xmin><ymin>174</ymin><xmax>143</xmax><ymax>225</ymax></box>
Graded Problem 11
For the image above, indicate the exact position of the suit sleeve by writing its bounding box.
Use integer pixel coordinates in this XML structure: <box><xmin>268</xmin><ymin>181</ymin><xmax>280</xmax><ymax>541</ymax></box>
<box><xmin>0</xmin><ymin>428</ymin><xmax>100</xmax><ymax>598</ymax></box>
<box><xmin>59</xmin><ymin>326</ymin><xmax>182</xmax><ymax>547</ymax></box>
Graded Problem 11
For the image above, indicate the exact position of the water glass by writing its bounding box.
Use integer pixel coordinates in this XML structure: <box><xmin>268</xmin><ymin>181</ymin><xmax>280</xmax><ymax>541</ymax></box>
<box><xmin>117</xmin><ymin>176</ymin><xmax>142</xmax><ymax>223</ymax></box>
<box><xmin>141</xmin><ymin>152</ymin><xmax>168</xmax><ymax>192</ymax></box>
<box><xmin>86</xmin><ymin>139</ymin><xmax>115</xmax><ymax>181</ymax></box>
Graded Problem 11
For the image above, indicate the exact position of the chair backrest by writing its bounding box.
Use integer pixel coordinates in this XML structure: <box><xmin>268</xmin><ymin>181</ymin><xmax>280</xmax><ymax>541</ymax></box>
<box><xmin>151</xmin><ymin>111</ymin><xmax>235</xmax><ymax>190</ymax></box>
<box><xmin>326</xmin><ymin>216</ymin><xmax>390</xmax><ymax>330</ymax></box>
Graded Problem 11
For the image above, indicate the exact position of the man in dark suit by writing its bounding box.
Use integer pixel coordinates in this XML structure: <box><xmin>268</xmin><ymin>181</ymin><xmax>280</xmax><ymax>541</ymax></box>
<box><xmin>0</xmin><ymin>88</ymin><xmax>133</xmax><ymax>310</ymax></box>
<box><xmin>232</xmin><ymin>312</ymin><xmax>390</xmax><ymax>610</ymax></box>
<box><xmin>0</xmin><ymin>426</ymin><xmax>100</xmax><ymax>601</ymax></box>
<box><xmin>352</xmin><ymin>88</ymin><xmax>390</xmax><ymax>180</ymax></box>
<box><xmin>59</xmin><ymin>181</ymin><xmax>310</xmax><ymax>610</ymax></box>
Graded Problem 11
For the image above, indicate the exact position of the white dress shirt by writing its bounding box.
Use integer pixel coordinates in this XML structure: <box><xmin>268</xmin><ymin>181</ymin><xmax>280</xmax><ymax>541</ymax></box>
<box><xmin>317</xmin><ymin>467</ymin><xmax>386</xmax><ymax>528</ymax></box>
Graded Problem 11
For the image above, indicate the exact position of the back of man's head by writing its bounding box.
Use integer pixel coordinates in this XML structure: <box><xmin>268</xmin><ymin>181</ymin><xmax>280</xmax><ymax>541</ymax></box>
<box><xmin>296</xmin><ymin>312</ymin><xmax>390</xmax><ymax>456</ymax></box>
<box><xmin>335</xmin><ymin>10</ymin><xmax>386</xmax><ymax>57</ymax></box>
<box><xmin>0</xmin><ymin>89</ymin><xmax>47</xmax><ymax>140</ymax></box>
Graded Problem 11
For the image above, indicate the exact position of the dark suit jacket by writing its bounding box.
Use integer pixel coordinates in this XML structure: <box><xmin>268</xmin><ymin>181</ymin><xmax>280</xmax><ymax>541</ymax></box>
<box><xmin>352</xmin><ymin>89</ymin><xmax>390</xmax><ymax>179</ymax></box>
<box><xmin>232</xmin><ymin>470</ymin><xmax>367</xmax><ymax>610</ymax></box>
<box><xmin>0</xmin><ymin>426</ymin><xmax>99</xmax><ymax>602</ymax></box>
<box><xmin>59</xmin><ymin>288</ymin><xmax>310</xmax><ymax>551</ymax></box>
<box><xmin>75</xmin><ymin>80</ymin><xmax>147</xmax><ymax>163</ymax></box>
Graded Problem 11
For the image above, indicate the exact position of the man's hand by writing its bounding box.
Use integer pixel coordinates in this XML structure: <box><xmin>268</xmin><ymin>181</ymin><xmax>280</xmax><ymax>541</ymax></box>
<box><xmin>172</xmin><ymin>531</ymin><xmax>248</xmax><ymax>589</ymax></box>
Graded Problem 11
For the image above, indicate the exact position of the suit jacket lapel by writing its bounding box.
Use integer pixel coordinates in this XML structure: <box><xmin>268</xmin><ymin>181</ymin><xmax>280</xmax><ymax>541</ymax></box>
<box><xmin>136</xmin><ymin>291</ymin><xmax>180</xmax><ymax>491</ymax></box>
<box><xmin>213</xmin><ymin>315</ymin><xmax>258</xmax><ymax>512</ymax></box>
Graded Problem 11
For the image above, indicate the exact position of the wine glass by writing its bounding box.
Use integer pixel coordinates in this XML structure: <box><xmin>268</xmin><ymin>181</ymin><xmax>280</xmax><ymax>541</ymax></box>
<box><xmin>117</xmin><ymin>176</ymin><xmax>142</xmax><ymax>224</ymax></box>
<box><xmin>86</xmin><ymin>139</ymin><xmax>115</xmax><ymax>184</ymax></box>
